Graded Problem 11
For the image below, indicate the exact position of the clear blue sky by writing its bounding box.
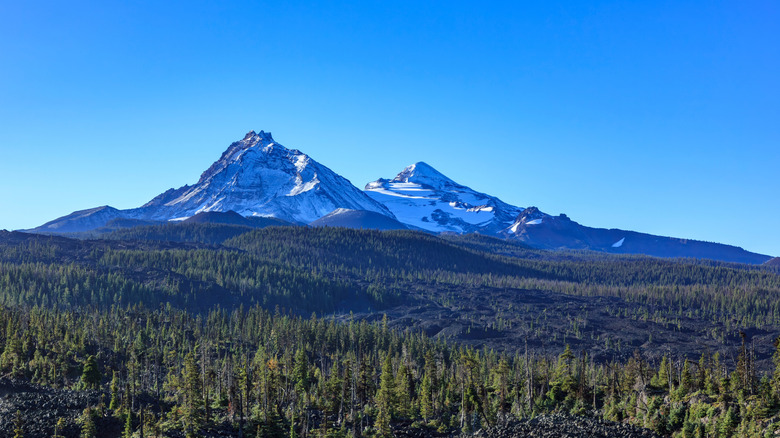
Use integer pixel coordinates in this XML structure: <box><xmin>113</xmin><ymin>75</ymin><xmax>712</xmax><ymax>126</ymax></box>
<box><xmin>1</xmin><ymin>1</ymin><xmax>778</xmax><ymax>256</ymax></box>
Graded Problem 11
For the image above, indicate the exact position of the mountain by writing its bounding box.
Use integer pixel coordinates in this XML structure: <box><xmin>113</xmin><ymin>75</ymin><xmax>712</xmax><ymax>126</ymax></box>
<box><xmin>364</xmin><ymin>162</ymin><xmax>523</xmax><ymax>234</ymax></box>
<box><xmin>25</xmin><ymin>131</ymin><xmax>772</xmax><ymax>264</ymax></box>
<box><xmin>366</xmin><ymin>163</ymin><xmax>771</xmax><ymax>264</ymax></box>
<box><xmin>503</xmin><ymin>207</ymin><xmax>770</xmax><ymax>264</ymax></box>
<box><xmin>31</xmin><ymin>206</ymin><xmax>138</xmax><ymax>234</ymax></box>
<box><xmin>139</xmin><ymin>131</ymin><xmax>393</xmax><ymax>223</ymax></box>
<box><xmin>28</xmin><ymin>131</ymin><xmax>393</xmax><ymax>233</ymax></box>
<box><xmin>309</xmin><ymin>208</ymin><xmax>409</xmax><ymax>230</ymax></box>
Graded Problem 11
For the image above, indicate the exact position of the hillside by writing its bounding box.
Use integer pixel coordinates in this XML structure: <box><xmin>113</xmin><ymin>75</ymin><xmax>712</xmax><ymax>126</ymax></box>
<box><xmin>2</xmin><ymin>226</ymin><xmax>780</xmax><ymax>437</ymax></box>
<box><xmin>2</xmin><ymin>226</ymin><xmax>779</xmax><ymax>364</ymax></box>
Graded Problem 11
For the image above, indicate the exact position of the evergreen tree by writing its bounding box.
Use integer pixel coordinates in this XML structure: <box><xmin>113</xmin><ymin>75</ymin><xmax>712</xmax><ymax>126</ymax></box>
<box><xmin>52</xmin><ymin>417</ymin><xmax>66</xmax><ymax>438</ymax></box>
<box><xmin>718</xmin><ymin>407</ymin><xmax>737</xmax><ymax>437</ymax></box>
<box><xmin>772</xmin><ymin>337</ymin><xmax>780</xmax><ymax>397</ymax></box>
<box><xmin>182</xmin><ymin>352</ymin><xmax>204</xmax><ymax>438</ymax></box>
<box><xmin>679</xmin><ymin>359</ymin><xmax>693</xmax><ymax>397</ymax></box>
<box><xmin>419</xmin><ymin>373</ymin><xmax>434</xmax><ymax>421</ymax></box>
<box><xmin>292</xmin><ymin>349</ymin><xmax>309</xmax><ymax>396</ymax></box>
<box><xmin>395</xmin><ymin>362</ymin><xmax>412</xmax><ymax>419</ymax></box>
<box><xmin>80</xmin><ymin>407</ymin><xmax>97</xmax><ymax>438</ymax></box>
<box><xmin>548</xmin><ymin>345</ymin><xmax>577</xmax><ymax>406</ymax></box>
<box><xmin>374</xmin><ymin>354</ymin><xmax>396</xmax><ymax>436</ymax></box>
<box><xmin>651</xmin><ymin>355</ymin><xmax>671</xmax><ymax>390</ymax></box>
<box><xmin>257</xmin><ymin>407</ymin><xmax>285</xmax><ymax>438</ymax></box>
<box><xmin>81</xmin><ymin>355</ymin><xmax>101</xmax><ymax>390</ymax></box>
<box><xmin>109</xmin><ymin>371</ymin><xmax>120</xmax><ymax>413</ymax></box>
<box><xmin>123</xmin><ymin>410</ymin><xmax>133</xmax><ymax>438</ymax></box>
<box><xmin>13</xmin><ymin>410</ymin><xmax>24</xmax><ymax>438</ymax></box>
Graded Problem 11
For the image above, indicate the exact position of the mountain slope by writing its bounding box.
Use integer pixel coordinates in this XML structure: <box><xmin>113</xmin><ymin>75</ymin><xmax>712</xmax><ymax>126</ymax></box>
<box><xmin>31</xmin><ymin>206</ymin><xmax>140</xmax><ymax>234</ymax></box>
<box><xmin>309</xmin><ymin>208</ymin><xmax>409</xmax><ymax>230</ymax></box>
<box><xmin>28</xmin><ymin>131</ymin><xmax>393</xmax><ymax>233</ymax></box>
<box><xmin>182</xmin><ymin>210</ymin><xmax>292</xmax><ymax>228</ymax></box>
<box><xmin>365</xmin><ymin>164</ymin><xmax>771</xmax><ymax>264</ymax></box>
<box><xmin>364</xmin><ymin>162</ymin><xmax>523</xmax><ymax>234</ymax></box>
<box><xmin>502</xmin><ymin>207</ymin><xmax>771</xmax><ymax>264</ymax></box>
<box><xmin>140</xmin><ymin>131</ymin><xmax>393</xmax><ymax>223</ymax></box>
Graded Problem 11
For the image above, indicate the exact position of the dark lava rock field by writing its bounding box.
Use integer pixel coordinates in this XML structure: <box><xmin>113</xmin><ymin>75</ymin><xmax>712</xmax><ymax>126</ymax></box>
<box><xmin>0</xmin><ymin>377</ymin><xmax>662</xmax><ymax>438</ymax></box>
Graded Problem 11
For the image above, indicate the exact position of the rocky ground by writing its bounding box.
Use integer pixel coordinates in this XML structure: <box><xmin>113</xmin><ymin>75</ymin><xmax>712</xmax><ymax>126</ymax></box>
<box><xmin>1</xmin><ymin>378</ymin><xmax>661</xmax><ymax>438</ymax></box>
<box><xmin>476</xmin><ymin>414</ymin><xmax>662</xmax><ymax>438</ymax></box>
<box><xmin>0</xmin><ymin>378</ymin><xmax>119</xmax><ymax>438</ymax></box>
<box><xmin>351</xmin><ymin>284</ymin><xmax>780</xmax><ymax>370</ymax></box>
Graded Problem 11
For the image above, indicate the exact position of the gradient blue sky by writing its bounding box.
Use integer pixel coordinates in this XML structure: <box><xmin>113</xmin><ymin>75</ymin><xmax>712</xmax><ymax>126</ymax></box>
<box><xmin>1</xmin><ymin>1</ymin><xmax>778</xmax><ymax>256</ymax></box>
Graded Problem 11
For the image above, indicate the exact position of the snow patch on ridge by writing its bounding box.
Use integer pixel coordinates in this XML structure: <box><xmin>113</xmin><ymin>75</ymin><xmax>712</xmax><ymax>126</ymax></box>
<box><xmin>612</xmin><ymin>238</ymin><xmax>625</xmax><ymax>248</ymax></box>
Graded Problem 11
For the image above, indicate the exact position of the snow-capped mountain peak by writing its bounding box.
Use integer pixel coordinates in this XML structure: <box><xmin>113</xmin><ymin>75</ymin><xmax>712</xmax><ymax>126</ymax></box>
<box><xmin>33</xmin><ymin>130</ymin><xmax>394</xmax><ymax>230</ymax></box>
<box><xmin>196</xmin><ymin>130</ymin><xmax>285</xmax><ymax>184</ymax></box>
<box><xmin>139</xmin><ymin>130</ymin><xmax>394</xmax><ymax>224</ymax></box>
<box><xmin>365</xmin><ymin>163</ymin><xmax>523</xmax><ymax>234</ymax></box>
<box><xmin>391</xmin><ymin>161</ymin><xmax>458</xmax><ymax>190</ymax></box>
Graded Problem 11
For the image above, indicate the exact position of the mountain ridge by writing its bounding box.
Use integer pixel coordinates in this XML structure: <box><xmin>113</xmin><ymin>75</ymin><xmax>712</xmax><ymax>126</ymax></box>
<box><xmin>24</xmin><ymin>130</ymin><xmax>773</xmax><ymax>263</ymax></box>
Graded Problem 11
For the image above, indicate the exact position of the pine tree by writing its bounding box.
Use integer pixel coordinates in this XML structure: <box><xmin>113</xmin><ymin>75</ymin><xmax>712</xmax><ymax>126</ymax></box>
<box><xmin>395</xmin><ymin>363</ymin><xmax>412</xmax><ymax>419</ymax></box>
<box><xmin>123</xmin><ymin>410</ymin><xmax>133</xmax><ymax>438</ymax></box>
<box><xmin>718</xmin><ymin>407</ymin><xmax>737</xmax><ymax>437</ymax></box>
<box><xmin>257</xmin><ymin>407</ymin><xmax>285</xmax><ymax>438</ymax></box>
<box><xmin>52</xmin><ymin>417</ymin><xmax>66</xmax><ymax>438</ymax></box>
<box><xmin>80</xmin><ymin>407</ymin><xmax>97</xmax><ymax>438</ymax></box>
<box><xmin>679</xmin><ymin>359</ymin><xmax>692</xmax><ymax>396</ymax></box>
<box><xmin>109</xmin><ymin>371</ymin><xmax>120</xmax><ymax>413</ymax></box>
<box><xmin>81</xmin><ymin>355</ymin><xmax>101</xmax><ymax>390</ymax></box>
<box><xmin>492</xmin><ymin>357</ymin><xmax>511</xmax><ymax>418</ymax></box>
<box><xmin>292</xmin><ymin>349</ymin><xmax>309</xmax><ymax>396</ymax></box>
<box><xmin>13</xmin><ymin>410</ymin><xmax>24</xmax><ymax>438</ymax></box>
<box><xmin>2</xmin><ymin>336</ymin><xmax>23</xmax><ymax>376</ymax></box>
<box><xmin>374</xmin><ymin>354</ymin><xmax>396</xmax><ymax>436</ymax></box>
<box><xmin>182</xmin><ymin>352</ymin><xmax>204</xmax><ymax>438</ymax></box>
<box><xmin>651</xmin><ymin>355</ymin><xmax>670</xmax><ymax>390</ymax></box>
<box><xmin>419</xmin><ymin>373</ymin><xmax>434</xmax><ymax>421</ymax></box>
<box><xmin>772</xmin><ymin>337</ymin><xmax>780</xmax><ymax>397</ymax></box>
<box><xmin>549</xmin><ymin>345</ymin><xmax>576</xmax><ymax>403</ymax></box>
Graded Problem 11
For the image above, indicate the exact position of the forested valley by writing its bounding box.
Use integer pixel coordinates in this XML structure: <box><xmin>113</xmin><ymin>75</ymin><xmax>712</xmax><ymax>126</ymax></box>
<box><xmin>1</xmin><ymin>225</ymin><xmax>780</xmax><ymax>437</ymax></box>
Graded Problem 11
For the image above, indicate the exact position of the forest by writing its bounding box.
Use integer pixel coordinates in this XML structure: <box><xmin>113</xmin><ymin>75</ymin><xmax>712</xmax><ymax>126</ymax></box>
<box><xmin>1</xmin><ymin>225</ymin><xmax>780</xmax><ymax>437</ymax></box>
